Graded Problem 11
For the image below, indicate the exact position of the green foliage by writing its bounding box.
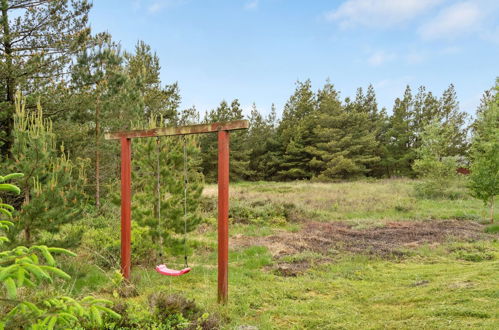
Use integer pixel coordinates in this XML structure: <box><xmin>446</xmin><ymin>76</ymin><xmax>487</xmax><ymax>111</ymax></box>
<box><xmin>0</xmin><ymin>174</ymin><xmax>120</xmax><ymax>329</ymax></box>
<box><xmin>124</xmin><ymin>41</ymin><xmax>181</xmax><ymax>121</ymax></box>
<box><xmin>0</xmin><ymin>245</ymin><xmax>75</xmax><ymax>299</ymax></box>
<box><xmin>80</xmin><ymin>224</ymin><xmax>120</xmax><ymax>268</ymax></box>
<box><xmin>2</xmin><ymin>296</ymin><xmax>120</xmax><ymax>329</ymax></box>
<box><xmin>277</xmin><ymin>80</ymin><xmax>317</xmax><ymax>180</ymax></box>
<box><xmin>131</xmin><ymin>117</ymin><xmax>204</xmax><ymax>260</ymax></box>
<box><xmin>246</xmin><ymin>103</ymin><xmax>279</xmax><ymax>180</ymax></box>
<box><xmin>105</xmin><ymin>294</ymin><xmax>219</xmax><ymax>329</ymax></box>
<box><xmin>413</xmin><ymin>120</ymin><xmax>459</xmax><ymax>198</ymax></box>
<box><xmin>469</xmin><ymin>79</ymin><xmax>499</xmax><ymax>222</ymax></box>
<box><xmin>0</xmin><ymin>173</ymin><xmax>23</xmax><ymax>247</ymax></box>
<box><xmin>484</xmin><ymin>224</ymin><xmax>499</xmax><ymax>233</ymax></box>
<box><xmin>385</xmin><ymin>84</ymin><xmax>468</xmax><ymax>177</ymax></box>
<box><xmin>8</xmin><ymin>92</ymin><xmax>87</xmax><ymax>243</ymax></box>
<box><xmin>450</xmin><ymin>243</ymin><xmax>496</xmax><ymax>262</ymax></box>
<box><xmin>309</xmin><ymin>83</ymin><xmax>380</xmax><ymax>179</ymax></box>
<box><xmin>0</xmin><ymin>0</ymin><xmax>92</xmax><ymax>156</ymax></box>
<box><xmin>70</xmin><ymin>33</ymin><xmax>144</xmax><ymax>207</ymax></box>
<box><xmin>200</xmin><ymin>99</ymin><xmax>252</xmax><ymax>181</ymax></box>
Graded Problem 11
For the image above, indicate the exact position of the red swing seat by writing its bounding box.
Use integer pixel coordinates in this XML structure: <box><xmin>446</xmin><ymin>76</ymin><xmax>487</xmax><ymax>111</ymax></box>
<box><xmin>155</xmin><ymin>264</ymin><xmax>191</xmax><ymax>276</ymax></box>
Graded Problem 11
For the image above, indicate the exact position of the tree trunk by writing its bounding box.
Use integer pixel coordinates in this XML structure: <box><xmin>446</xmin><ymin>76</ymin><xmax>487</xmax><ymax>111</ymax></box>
<box><xmin>1</xmin><ymin>0</ymin><xmax>14</xmax><ymax>157</ymax></box>
<box><xmin>24</xmin><ymin>226</ymin><xmax>30</xmax><ymax>244</ymax></box>
<box><xmin>95</xmin><ymin>98</ymin><xmax>100</xmax><ymax>210</ymax></box>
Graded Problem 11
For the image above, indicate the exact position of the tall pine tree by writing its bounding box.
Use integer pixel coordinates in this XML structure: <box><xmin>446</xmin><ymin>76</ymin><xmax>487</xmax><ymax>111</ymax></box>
<box><xmin>0</xmin><ymin>0</ymin><xmax>92</xmax><ymax>156</ymax></box>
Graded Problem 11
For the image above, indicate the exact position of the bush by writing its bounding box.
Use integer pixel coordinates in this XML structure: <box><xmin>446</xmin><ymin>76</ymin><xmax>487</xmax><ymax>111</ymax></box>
<box><xmin>106</xmin><ymin>293</ymin><xmax>220</xmax><ymax>329</ymax></box>
<box><xmin>227</xmin><ymin>199</ymin><xmax>298</xmax><ymax>225</ymax></box>
<box><xmin>414</xmin><ymin>177</ymin><xmax>468</xmax><ymax>200</ymax></box>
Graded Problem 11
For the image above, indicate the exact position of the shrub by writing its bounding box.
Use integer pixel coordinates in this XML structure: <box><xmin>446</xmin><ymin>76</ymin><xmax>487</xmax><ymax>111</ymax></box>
<box><xmin>412</xmin><ymin>120</ymin><xmax>460</xmax><ymax>199</ymax></box>
<box><xmin>0</xmin><ymin>173</ymin><xmax>120</xmax><ymax>328</ymax></box>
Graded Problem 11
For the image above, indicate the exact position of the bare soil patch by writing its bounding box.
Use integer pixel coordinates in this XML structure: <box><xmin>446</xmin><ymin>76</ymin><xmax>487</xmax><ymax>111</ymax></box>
<box><xmin>231</xmin><ymin>220</ymin><xmax>493</xmax><ymax>276</ymax></box>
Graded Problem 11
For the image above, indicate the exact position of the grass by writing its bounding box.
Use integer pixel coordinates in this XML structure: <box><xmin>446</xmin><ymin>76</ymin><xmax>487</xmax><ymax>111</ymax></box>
<box><xmin>69</xmin><ymin>179</ymin><xmax>498</xmax><ymax>329</ymax></box>
<box><xmin>126</xmin><ymin>241</ymin><xmax>499</xmax><ymax>329</ymax></box>
<box><xmin>212</xmin><ymin>179</ymin><xmax>497</xmax><ymax>225</ymax></box>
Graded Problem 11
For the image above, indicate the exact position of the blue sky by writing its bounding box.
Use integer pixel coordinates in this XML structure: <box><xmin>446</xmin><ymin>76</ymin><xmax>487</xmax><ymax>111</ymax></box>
<box><xmin>89</xmin><ymin>0</ymin><xmax>499</xmax><ymax>117</ymax></box>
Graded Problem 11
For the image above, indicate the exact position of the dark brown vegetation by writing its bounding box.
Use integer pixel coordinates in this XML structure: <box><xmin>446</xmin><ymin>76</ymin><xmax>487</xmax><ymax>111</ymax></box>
<box><xmin>232</xmin><ymin>219</ymin><xmax>492</xmax><ymax>276</ymax></box>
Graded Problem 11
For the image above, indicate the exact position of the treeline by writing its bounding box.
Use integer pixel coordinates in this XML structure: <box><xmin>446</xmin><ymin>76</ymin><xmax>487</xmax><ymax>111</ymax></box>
<box><xmin>0</xmin><ymin>0</ymin><xmax>486</xmax><ymax>195</ymax></box>
<box><xmin>200</xmin><ymin>80</ymin><xmax>470</xmax><ymax>181</ymax></box>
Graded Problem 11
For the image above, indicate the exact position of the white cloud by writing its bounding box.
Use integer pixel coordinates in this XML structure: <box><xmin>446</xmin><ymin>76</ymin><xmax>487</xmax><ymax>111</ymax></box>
<box><xmin>367</xmin><ymin>50</ymin><xmax>396</xmax><ymax>66</ymax></box>
<box><xmin>244</xmin><ymin>0</ymin><xmax>259</xmax><ymax>11</ymax></box>
<box><xmin>418</xmin><ymin>1</ymin><xmax>482</xmax><ymax>40</ymax></box>
<box><xmin>326</xmin><ymin>0</ymin><xmax>443</xmax><ymax>28</ymax></box>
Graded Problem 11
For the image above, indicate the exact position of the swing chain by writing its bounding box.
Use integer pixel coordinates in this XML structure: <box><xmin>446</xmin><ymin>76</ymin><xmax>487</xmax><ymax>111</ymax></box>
<box><xmin>183</xmin><ymin>136</ymin><xmax>189</xmax><ymax>268</ymax></box>
<box><xmin>156</xmin><ymin>137</ymin><xmax>163</xmax><ymax>257</ymax></box>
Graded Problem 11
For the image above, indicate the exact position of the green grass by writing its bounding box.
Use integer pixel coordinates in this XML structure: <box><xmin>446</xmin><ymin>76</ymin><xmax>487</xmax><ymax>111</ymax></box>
<box><xmin>210</xmin><ymin>179</ymin><xmax>497</xmax><ymax>225</ymax></box>
<box><xmin>69</xmin><ymin>179</ymin><xmax>498</xmax><ymax>329</ymax></box>
<box><xmin>124</xmin><ymin>241</ymin><xmax>499</xmax><ymax>329</ymax></box>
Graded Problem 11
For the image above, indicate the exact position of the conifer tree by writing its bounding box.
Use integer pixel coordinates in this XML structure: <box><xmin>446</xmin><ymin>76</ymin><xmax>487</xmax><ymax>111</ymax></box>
<box><xmin>277</xmin><ymin>80</ymin><xmax>317</xmax><ymax>180</ymax></box>
<box><xmin>0</xmin><ymin>0</ymin><xmax>92</xmax><ymax>156</ymax></box>
<box><xmin>124</xmin><ymin>41</ymin><xmax>180</xmax><ymax>122</ymax></box>
<box><xmin>357</xmin><ymin>84</ymin><xmax>387</xmax><ymax>177</ymax></box>
<box><xmin>438</xmin><ymin>84</ymin><xmax>468</xmax><ymax>157</ymax></box>
<box><xmin>200</xmin><ymin>100</ymin><xmax>251</xmax><ymax>181</ymax></box>
<box><xmin>70</xmin><ymin>33</ymin><xmax>142</xmax><ymax>208</ymax></box>
<box><xmin>386</xmin><ymin>86</ymin><xmax>414</xmax><ymax>176</ymax></box>
<box><xmin>246</xmin><ymin>103</ymin><xmax>279</xmax><ymax>180</ymax></box>
<box><xmin>131</xmin><ymin>117</ymin><xmax>203</xmax><ymax>259</ymax></box>
<box><xmin>308</xmin><ymin>83</ymin><xmax>379</xmax><ymax>179</ymax></box>
<box><xmin>9</xmin><ymin>92</ymin><xmax>87</xmax><ymax>243</ymax></box>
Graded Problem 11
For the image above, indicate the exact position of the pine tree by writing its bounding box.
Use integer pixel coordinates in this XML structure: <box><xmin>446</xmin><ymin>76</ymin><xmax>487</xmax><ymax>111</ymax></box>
<box><xmin>0</xmin><ymin>0</ymin><xmax>92</xmax><ymax>157</ymax></box>
<box><xmin>258</xmin><ymin>104</ymin><xmax>281</xmax><ymax>180</ymax></box>
<box><xmin>246</xmin><ymin>103</ymin><xmax>276</xmax><ymax>180</ymax></box>
<box><xmin>9</xmin><ymin>92</ymin><xmax>87</xmax><ymax>243</ymax></box>
<box><xmin>308</xmin><ymin>83</ymin><xmax>379</xmax><ymax>179</ymax></box>
<box><xmin>358</xmin><ymin>84</ymin><xmax>387</xmax><ymax>177</ymax></box>
<box><xmin>200</xmin><ymin>100</ymin><xmax>251</xmax><ymax>181</ymax></box>
<box><xmin>70</xmin><ymin>33</ymin><xmax>142</xmax><ymax>208</ymax></box>
<box><xmin>131</xmin><ymin>116</ymin><xmax>203</xmax><ymax>260</ymax></box>
<box><xmin>386</xmin><ymin>86</ymin><xmax>414</xmax><ymax>176</ymax></box>
<box><xmin>277</xmin><ymin>80</ymin><xmax>317</xmax><ymax>180</ymax></box>
<box><xmin>124</xmin><ymin>41</ymin><xmax>180</xmax><ymax>122</ymax></box>
<box><xmin>438</xmin><ymin>84</ymin><xmax>468</xmax><ymax>157</ymax></box>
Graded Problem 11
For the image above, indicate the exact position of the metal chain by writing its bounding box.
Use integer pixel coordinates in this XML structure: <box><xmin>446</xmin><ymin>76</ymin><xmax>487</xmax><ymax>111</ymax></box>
<box><xmin>183</xmin><ymin>136</ymin><xmax>189</xmax><ymax>268</ymax></box>
<box><xmin>156</xmin><ymin>137</ymin><xmax>163</xmax><ymax>257</ymax></box>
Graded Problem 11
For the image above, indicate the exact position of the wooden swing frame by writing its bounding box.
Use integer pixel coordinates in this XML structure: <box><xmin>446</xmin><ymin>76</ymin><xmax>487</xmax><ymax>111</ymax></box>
<box><xmin>105</xmin><ymin>120</ymin><xmax>249</xmax><ymax>304</ymax></box>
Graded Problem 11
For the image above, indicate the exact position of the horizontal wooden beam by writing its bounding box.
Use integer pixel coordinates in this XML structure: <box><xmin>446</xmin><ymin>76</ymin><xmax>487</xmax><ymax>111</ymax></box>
<box><xmin>104</xmin><ymin>120</ymin><xmax>249</xmax><ymax>140</ymax></box>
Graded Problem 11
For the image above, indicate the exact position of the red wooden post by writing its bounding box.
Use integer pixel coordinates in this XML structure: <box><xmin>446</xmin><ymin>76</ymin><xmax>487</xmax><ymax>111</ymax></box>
<box><xmin>217</xmin><ymin>130</ymin><xmax>229</xmax><ymax>304</ymax></box>
<box><xmin>120</xmin><ymin>138</ymin><xmax>132</xmax><ymax>280</ymax></box>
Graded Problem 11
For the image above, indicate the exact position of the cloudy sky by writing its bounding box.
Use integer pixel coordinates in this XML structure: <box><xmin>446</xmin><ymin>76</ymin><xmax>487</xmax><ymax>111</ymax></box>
<box><xmin>90</xmin><ymin>0</ymin><xmax>499</xmax><ymax>117</ymax></box>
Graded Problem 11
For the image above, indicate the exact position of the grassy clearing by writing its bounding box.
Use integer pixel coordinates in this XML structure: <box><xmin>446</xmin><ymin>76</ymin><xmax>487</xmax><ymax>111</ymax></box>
<box><xmin>214</xmin><ymin>179</ymin><xmax>496</xmax><ymax>225</ymax></box>
<box><xmin>126</xmin><ymin>241</ymin><xmax>499</xmax><ymax>329</ymax></box>
<box><xmin>69</xmin><ymin>179</ymin><xmax>498</xmax><ymax>329</ymax></box>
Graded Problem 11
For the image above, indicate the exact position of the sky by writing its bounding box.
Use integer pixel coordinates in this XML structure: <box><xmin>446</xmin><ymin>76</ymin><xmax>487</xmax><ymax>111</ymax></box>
<box><xmin>89</xmin><ymin>0</ymin><xmax>499</xmax><ymax>117</ymax></box>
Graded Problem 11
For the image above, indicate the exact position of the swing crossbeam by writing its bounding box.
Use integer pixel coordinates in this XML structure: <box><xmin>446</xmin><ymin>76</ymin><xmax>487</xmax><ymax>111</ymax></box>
<box><xmin>104</xmin><ymin>120</ymin><xmax>249</xmax><ymax>140</ymax></box>
<box><xmin>105</xmin><ymin>120</ymin><xmax>249</xmax><ymax>305</ymax></box>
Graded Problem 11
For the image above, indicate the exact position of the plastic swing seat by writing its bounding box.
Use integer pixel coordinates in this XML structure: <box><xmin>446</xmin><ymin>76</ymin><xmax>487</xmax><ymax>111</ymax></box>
<box><xmin>155</xmin><ymin>264</ymin><xmax>191</xmax><ymax>276</ymax></box>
